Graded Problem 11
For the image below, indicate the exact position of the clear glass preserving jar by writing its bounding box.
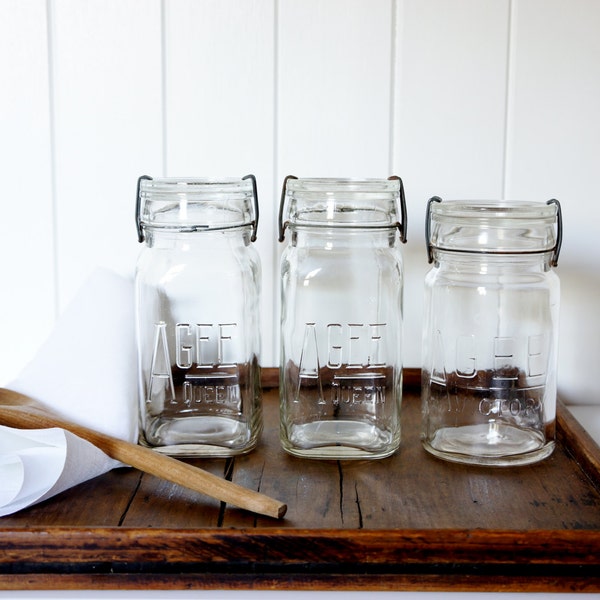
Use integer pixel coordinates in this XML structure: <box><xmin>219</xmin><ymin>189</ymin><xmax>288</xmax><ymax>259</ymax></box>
<box><xmin>135</xmin><ymin>175</ymin><xmax>262</xmax><ymax>456</ymax></box>
<box><xmin>421</xmin><ymin>197</ymin><xmax>562</xmax><ymax>466</ymax></box>
<box><xmin>278</xmin><ymin>176</ymin><xmax>407</xmax><ymax>459</ymax></box>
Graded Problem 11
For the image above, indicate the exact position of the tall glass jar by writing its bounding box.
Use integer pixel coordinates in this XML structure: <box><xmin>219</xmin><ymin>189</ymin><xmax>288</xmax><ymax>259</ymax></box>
<box><xmin>421</xmin><ymin>198</ymin><xmax>562</xmax><ymax>466</ymax></box>
<box><xmin>135</xmin><ymin>175</ymin><xmax>262</xmax><ymax>457</ymax></box>
<box><xmin>278</xmin><ymin>176</ymin><xmax>407</xmax><ymax>459</ymax></box>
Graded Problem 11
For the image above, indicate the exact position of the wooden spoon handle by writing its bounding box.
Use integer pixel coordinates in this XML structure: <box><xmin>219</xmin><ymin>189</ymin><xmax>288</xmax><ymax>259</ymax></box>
<box><xmin>0</xmin><ymin>389</ymin><xmax>286</xmax><ymax>519</ymax></box>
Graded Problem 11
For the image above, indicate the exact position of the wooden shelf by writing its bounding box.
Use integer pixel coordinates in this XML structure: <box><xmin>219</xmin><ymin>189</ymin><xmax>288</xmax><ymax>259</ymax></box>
<box><xmin>1</xmin><ymin>368</ymin><xmax>599</xmax><ymax>592</ymax></box>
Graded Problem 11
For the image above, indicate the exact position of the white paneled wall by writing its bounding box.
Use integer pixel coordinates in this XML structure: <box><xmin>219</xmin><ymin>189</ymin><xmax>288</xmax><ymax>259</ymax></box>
<box><xmin>165</xmin><ymin>0</ymin><xmax>276</xmax><ymax>359</ymax></box>
<box><xmin>1</xmin><ymin>0</ymin><xmax>55</xmax><ymax>374</ymax></box>
<box><xmin>278</xmin><ymin>0</ymin><xmax>392</xmax><ymax>177</ymax></box>
<box><xmin>1</xmin><ymin>1</ymin><xmax>599</xmax><ymax>411</ymax></box>
<box><xmin>50</xmin><ymin>0</ymin><xmax>163</xmax><ymax>307</ymax></box>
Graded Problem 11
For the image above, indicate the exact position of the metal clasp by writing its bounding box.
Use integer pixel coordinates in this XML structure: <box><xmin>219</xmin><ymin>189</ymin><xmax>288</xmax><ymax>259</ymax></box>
<box><xmin>278</xmin><ymin>175</ymin><xmax>298</xmax><ymax>242</ymax></box>
<box><xmin>242</xmin><ymin>173</ymin><xmax>260</xmax><ymax>242</ymax></box>
<box><xmin>425</xmin><ymin>196</ymin><xmax>443</xmax><ymax>263</ymax></box>
<box><xmin>136</xmin><ymin>174</ymin><xmax>153</xmax><ymax>243</ymax></box>
<box><xmin>388</xmin><ymin>175</ymin><xmax>407</xmax><ymax>243</ymax></box>
<box><xmin>547</xmin><ymin>198</ymin><xmax>562</xmax><ymax>267</ymax></box>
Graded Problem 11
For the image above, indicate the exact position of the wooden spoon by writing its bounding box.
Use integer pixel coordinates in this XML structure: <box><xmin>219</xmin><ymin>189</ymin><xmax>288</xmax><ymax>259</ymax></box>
<box><xmin>0</xmin><ymin>388</ymin><xmax>286</xmax><ymax>519</ymax></box>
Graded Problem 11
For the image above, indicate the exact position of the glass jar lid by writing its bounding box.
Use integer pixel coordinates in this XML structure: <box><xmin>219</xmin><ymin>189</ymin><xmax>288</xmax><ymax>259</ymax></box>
<box><xmin>136</xmin><ymin>175</ymin><xmax>258</xmax><ymax>242</ymax></box>
<box><xmin>426</xmin><ymin>197</ymin><xmax>562</xmax><ymax>265</ymax></box>
<box><xmin>278</xmin><ymin>176</ymin><xmax>407</xmax><ymax>242</ymax></box>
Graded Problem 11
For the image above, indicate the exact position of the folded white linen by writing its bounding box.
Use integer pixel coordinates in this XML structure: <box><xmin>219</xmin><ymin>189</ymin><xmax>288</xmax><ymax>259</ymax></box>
<box><xmin>0</xmin><ymin>268</ymin><xmax>138</xmax><ymax>517</ymax></box>
<box><xmin>0</xmin><ymin>425</ymin><xmax>120</xmax><ymax>516</ymax></box>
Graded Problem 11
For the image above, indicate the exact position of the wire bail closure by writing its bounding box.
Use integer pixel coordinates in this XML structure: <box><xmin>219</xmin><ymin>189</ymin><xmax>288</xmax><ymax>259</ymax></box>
<box><xmin>546</xmin><ymin>198</ymin><xmax>562</xmax><ymax>267</ymax></box>
<box><xmin>242</xmin><ymin>173</ymin><xmax>260</xmax><ymax>243</ymax></box>
<box><xmin>136</xmin><ymin>175</ymin><xmax>153</xmax><ymax>243</ymax></box>
<box><xmin>425</xmin><ymin>196</ymin><xmax>563</xmax><ymax>266</ymax></box>
<box><xmin>388</xmin><ymin>175</ymin><xmax>408</xmax><ymax>244</ymax></box>
<box><xmin>278</xmin><ymin>175</ymin><xmax>298</xmax><ymax>242</ymax></box>
<box><xmin>136</xmin><ymin>174</ymin><xmax>259</xmax><ymax>243</ymax></box>
<box><xmin>278</xmin><ymin>175</ymin><xmax>408</xmax><ymax>243</ymax></box>
<box><xmin>425</xmin><ymin>196</ymin><xmax>443</xmax><ymax>263</ymax></box>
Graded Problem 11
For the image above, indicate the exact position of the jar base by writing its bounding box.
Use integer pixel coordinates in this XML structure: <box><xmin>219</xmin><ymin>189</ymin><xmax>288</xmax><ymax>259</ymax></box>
<box><xmin>140</xmin><ymin>415</ymin><xmax>260</xmax><ymax>458</ymax></box>
<box><xmin>281</xmin><ymin>420</ymin><xmax>399</xmax><ymax>460</ymax></box>
<box><xmin>423</xmin><ymin>422</ymin><xmax>554</xmax><ymax>466</ymax></box>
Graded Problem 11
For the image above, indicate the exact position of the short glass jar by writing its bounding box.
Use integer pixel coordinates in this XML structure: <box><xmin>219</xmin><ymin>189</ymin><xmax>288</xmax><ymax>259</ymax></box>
<box><xmin>421</xmin><ymin>197</ymin><xmax>562</xmax><ymax>466</ymax></box>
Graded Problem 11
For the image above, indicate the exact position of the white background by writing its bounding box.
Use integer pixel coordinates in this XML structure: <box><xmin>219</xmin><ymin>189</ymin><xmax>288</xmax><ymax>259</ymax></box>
<box><xmin>1</xmin><ymin>1</ymin><xmax>599</xmax><ymax>598</ymax></box>
<box><xmin>2</xmin><ymin>0</ymin><xmax>600</xmax><ymax>399</ymax></box>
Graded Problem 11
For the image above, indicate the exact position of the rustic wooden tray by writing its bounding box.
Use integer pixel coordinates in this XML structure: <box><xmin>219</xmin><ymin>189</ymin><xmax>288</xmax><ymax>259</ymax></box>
<box><xmin>1</xmin><ymin>368</ymin><xmax>599</xmax><ymax>592</ymax></box>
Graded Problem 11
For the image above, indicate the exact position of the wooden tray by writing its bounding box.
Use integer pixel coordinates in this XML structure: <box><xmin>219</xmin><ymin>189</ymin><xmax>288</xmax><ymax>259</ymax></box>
<box><xmin>1</xmin><ymin>369</ymin><xmax>599</xmax><ymax>592</ymax></box>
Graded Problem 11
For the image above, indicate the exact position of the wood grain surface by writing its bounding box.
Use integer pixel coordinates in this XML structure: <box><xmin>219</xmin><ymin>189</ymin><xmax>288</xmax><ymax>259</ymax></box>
<box><xmin>1</xmin><ymin>369</ymin><xmax>599</xmax><ymax>591</ymax></box>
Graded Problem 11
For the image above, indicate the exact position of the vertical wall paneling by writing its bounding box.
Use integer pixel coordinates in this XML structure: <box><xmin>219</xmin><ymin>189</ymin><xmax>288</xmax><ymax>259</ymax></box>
<box><xmin>278</xmin><ymin>0</ymin><xmax>393</xmax><ymax>178</ymax></box>
<box><xmin>0</xmin><ymin>0</ymin><xmax>55</xmax><ymax>382</ymax></box>
<box><xmin>506</xmin><ymin>0</ymin><xmax>600</xmax><ymax>267</ymax></box>
<box><xmin>1</xmin><ymin>1</ymin><xmax>599</xmax><ymax>407</ymax></box>
<box><xmin>51</xmin><ymin>0</ymin><xmax>163</xmax><ymax>310</ymax></box>
<box><xmin>394</xmin><ymin>0</ymin><xmax>511</xmax><ymax>228</ymax></box>
<box><xmin>506</xmin><ymin>0</ymin><xmax>600</xmax><ymax>403</ymax></box>
<box><xmin>164</xmin><ymin>0</ymin><xmax>276</xmax><ymax>365</ymax></box>
<box><xmin>276</xmin><ymin>0</ymin><xmax>394</xmax><ymax>365</ymax></box>
<box><xmin>393</xmin><ymin>0</ymin><xmax>511</xmax><ymax>367</ymax></box>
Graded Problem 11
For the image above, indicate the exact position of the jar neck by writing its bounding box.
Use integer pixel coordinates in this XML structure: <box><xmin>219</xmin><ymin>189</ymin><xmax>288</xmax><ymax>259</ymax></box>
<box><xmin>288</xmin><ymin>226</ymin><xmax>399</xmax><ymax>248</ymax></box>
<box><xmin>143</xmin><ymin>226</ymin><xmax>253</xmax><ymax>249</ymax></box>
<box><xmin>432</xmin><ymin>249</ymin><xmax>554</xmax><ymax>272</ymax></box>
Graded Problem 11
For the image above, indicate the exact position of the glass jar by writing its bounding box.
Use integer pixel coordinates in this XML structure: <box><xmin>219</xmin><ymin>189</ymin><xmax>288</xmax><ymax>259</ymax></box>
<box><xmin>135</xmin><ymin>175</ymin><xmax>262</xmax><ymax>457</ymax></box>
<box><xmin>421</xmin><ymin>197</ymin><xmax>562</xmax><ymax>466</ymax></box>
<box><xmin>278</xmin><ymin>176</ymin><xmax>407</xmax><ymax>459</ymax></box>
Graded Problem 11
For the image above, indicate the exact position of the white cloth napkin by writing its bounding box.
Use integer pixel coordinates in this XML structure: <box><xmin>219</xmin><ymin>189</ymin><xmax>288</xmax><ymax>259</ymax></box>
<box><xmin>0</xmin><ymin>268</ymin><xmax>138</xmax><ymax>517</ymax></box>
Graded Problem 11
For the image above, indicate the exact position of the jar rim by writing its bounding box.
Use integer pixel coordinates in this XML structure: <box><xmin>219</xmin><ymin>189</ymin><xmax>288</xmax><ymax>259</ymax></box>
<box><xmin>139</xmin><ymin>177</ymin><xmax>253</xmax><ymax>195</ymax></box>
<box><xmin>430</xmin><ymin>200</ymin><xmax>558</xmax><ymax>221</ymax></box>
<box><xmin>280</xmin><ymin>177</ymin><xmax>404</xmax><ymax>231</ymax></box>
<box><xmin>136</xmin><ymin>175</ymin><xmax>258</xmax><ymax>241</ymax></box>
<box><xmin>286</xmin><ymin>177</ymin><xmax>400</xmax><ymax>193</ymax></box>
